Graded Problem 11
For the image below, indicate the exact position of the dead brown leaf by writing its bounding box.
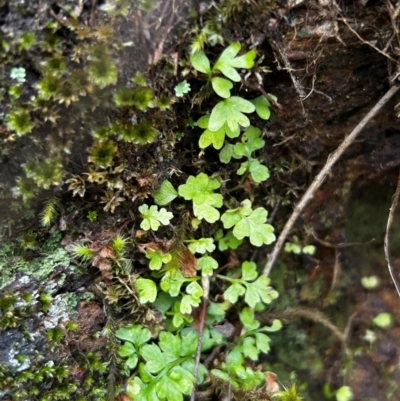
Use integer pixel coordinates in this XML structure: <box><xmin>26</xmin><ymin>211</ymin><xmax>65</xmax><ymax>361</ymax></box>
<box><xmin>266</xmin><ymin>371</ymin><xmax>280</xmax><ymax>394</ymax></box>
<box><xmin>177</xmin><ymin>245</ymin><xmax>198</xmax><ymax>278</ymax></box>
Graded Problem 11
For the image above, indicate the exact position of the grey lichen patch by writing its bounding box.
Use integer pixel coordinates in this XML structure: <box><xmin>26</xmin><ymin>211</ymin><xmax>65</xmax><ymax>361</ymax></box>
<box><xmin>80</xmin><ymin>291</ymin><xmax>95</xmax><ymax>302</ymax></box>
<box><xmin>0</xmin><ymin>243</ymin><xmax>19</xmax><ymax>290</ymax></box>
<box><xmin>0</xmin><ymin>321</ymin><xmax>41</xmax><ymax>373</ymax></box>
<box><xmin>23</xmin><ymin>248</ymin><xmax>73</xmax><ymax>281</ymax></box>
<box><xmin>1</xmin><ymin>232</ymin><xmax>81</xmax><ymax>291</ymax></box>
<box><xmin>42</xmin><ymin>294</ymin><xmax>73</xmax><ymax>329</ymax></box>
<box><xmin>7</xmin><ymin>347</ymin><xmax>31</xmax><ymax>372</ymax></box>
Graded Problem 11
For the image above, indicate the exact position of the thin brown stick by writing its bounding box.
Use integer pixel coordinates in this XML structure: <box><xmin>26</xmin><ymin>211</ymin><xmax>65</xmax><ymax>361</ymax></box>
<box><xmin>384</xmin><ymin>168</ymin><xmax>400</xmax><ymax>297</ymax></box>
<box><xmin>190</xmin><ymin>275</ymin><xmax>210</xmax><ymax>401</ymax></box>
<box><xmin>257</xmin><ymin>85</ymin><xmax>283</xmax><ymax>109</ymax></box>
<box><xmin>337</xmin><ymin>17</ymin><xmax>397</xmax><ymax>63</ymax></box>
<box><xmin>90</xmin><ymin>0</ymin><xmax>97</xmax><ymax>28</ymax></box>
<box><xmin>263</xmin><ymin>85</ymin><xmax>400</xmax><ymax>277</ymax></box>
<box><xmin>311</xmin><ymin>229</ymin><xmax>375</xmax><ymax>248</ymax></box>
<box><xmin>328</xmin><ymin>249</ymin><xmax>341</xmax><ymax>295</ymax></box>
<box><xmin>259</xmin><ymin>306</ymin><xmax>350</xmax><ymax>356</ymax></box>
<box><xmin>285</xmin><ymin>307</ymin><xmax>350</xmax><ymax>355</ymax></box>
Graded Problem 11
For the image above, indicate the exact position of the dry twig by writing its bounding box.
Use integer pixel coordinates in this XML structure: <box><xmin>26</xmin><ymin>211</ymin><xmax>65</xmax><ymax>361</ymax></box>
<box><xmin>90</xmin><ymin>0</ymin><xmax>97</xmax><ymax>28</ymax></box>
<box><xmin>333</xmin><ymin>0</ymin><xmax>397</xmax><ymax>63</ymax></box>
<box><xmin>384</xmin><ymin>168</ymin><xmax>400</xmax><ymax>297</ymax></box>
<box><xmin>337</xmin><ymin>15</ymin><xmax>397</xmax><ymax>63</ymax></box>
<box><xmin>190</xmin><ymin>275</ymin><xmax>210</xmax><ymax>401</ymax></box>
<box><xmin>260</xmin><ymin>306</ymin><xmax>350</xmax><ymax>356</ymax></box>
<box><xmin>257</xmin><ymin>84</ymin><xmax>283</xmax><ymax>109</ymax></box>
<box><xmin>263</xmin><ymin>84</ymin><xmax>400</xmax><ymax>277</ymax></box>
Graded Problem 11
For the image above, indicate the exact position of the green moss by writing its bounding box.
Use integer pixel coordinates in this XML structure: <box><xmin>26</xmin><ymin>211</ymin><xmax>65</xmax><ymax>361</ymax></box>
<box><xmin>39</xmin><ymin>293</ymin><xmax>53</xmax><ymax>312</ymax></box>
<box><xmin>37</xmin><ymin>75</ymin><xmax>60</xmax><ymax>99</ymax></box>
<box><xmin>21</xmin><ymin>230</ymin><xmax>38</xmax><ymax>250</ymax></box>
<box><xmin>119</xmin><ymin>121</ymin><xmax>157</xmax><ymax>144</ymax></box>
<box><xmin>92</xmin><ymin>125</ymin><xmax>112</xmax><ymax>141</ymax></box>
<box><xmin>0</xmin><ymin>291</ymin><xmax>33</xmax><ymax>329</ymax></box>
<box><xmin>113</xmin><ymin>87</ymin><xmax>136</xmax><ymax>106</ymax></box>
<box><xmin>155</xmin><ymin>96</ymin><xmax>172</xmax><ymax>110</ymax></box>
<box><xmin>23</xmin><ymin>157</ymin><xmax>64</xmax><ymax>189</ymax></box>
<box><xmin>88</xmin><ymin>141</ymin><xmax>117</xmax><ymax>168</ymax></box>
<box><xmin>88</xmin><ymin>59</ymin><xmax>118</xmax><ymax>88</ymax></box>
<box><xmin>6</xmin><ymin>108</ymin><xmax>34</xmax><ymax>135</ymax></box>
<box><xmin>70</xmin><ymin>70</ymin><xmax>92</xmax><ymax>95</ymax></box>
<box><xmin>18</xmin><ymin>32</ymin><xmax>36</xmax><ymax>51</ymax></box>
<box><xmin>45</xmin><ymin>326</ymin><xmax>64</xmax><ymax>343</ymax></box>
<box><xmin>89</xmin><ymin>44</ymin><xmax>110</xmax><ymax>60</ymax></box>
<box><xmin>131</xmin><ymin>72</ymin><xmax>147</xmax><ymax>86</ymax></box>
<box><xmin>0</xmin><ymin>232</ymin><xmax>77</xmax><ymax>290</ymax></box>
<box><xmin>9</xmin><ymin>84</ymin><xmax>23</xmax><ymax>99</ymax></box>
<box><xmin>55</xmin><ymin>81</ymin><xmax>80</xmax><ymax>106</ymax></box>
<box><xmin>43</xmin><ymin>55</ymin><xmax>67</xmax><ymax>76</ymax></box>
<box><xmin>132</xmin><ymin>87</ymin><xmax>154</xmax><ymax>110</ymax></box>
<box><xmin>42</xmin><ymin>34</ymin><xmax>61</xmax><ymax>51</ymax></box>
<box><xmin>13</xmin><ymin>176</ymin><xmax>38</xmax><ymax>201</ymax></box>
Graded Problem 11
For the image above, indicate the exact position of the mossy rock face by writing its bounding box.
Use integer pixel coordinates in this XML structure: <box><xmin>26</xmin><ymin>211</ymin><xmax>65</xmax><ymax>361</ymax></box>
<box><xmin>3</xmin><ymin>1</ymin><xmax>400</xmax><ymax>400</ymax></box>
<box><xmin>0</xmin><ymin>232</ymin><xmax>77</xmax><ymax>290</ymax></box>
<box><xmin>0</xmin><ymin>292</ymin><xmax>110</xmax><ymax>401</ymax></box>
<box><xmin>0</xmin><ymin>231</ymin><xmax>109</xmax><ymax>400</ymax></box>
<box><xmin>0</xmin><ymin>296</ymin><xmax>110</xmax><ymax>400</ymax></box>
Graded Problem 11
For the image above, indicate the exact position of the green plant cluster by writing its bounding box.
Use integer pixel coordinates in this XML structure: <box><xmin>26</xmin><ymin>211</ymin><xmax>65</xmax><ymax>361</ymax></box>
<box><xmin>67</xmin><ymin>40</ymin><xmax>307</xmax><ymax>401</ymax></box>
<box><xmin>0</xmin><ymin>2</ymin><xmax>313</xmax><ymax>400</ymax></box>
<box><xmin>0</xmin><ymin>227</ymin><xmax>126</xmax><ymax>401</ymax></box>
<box><xmin>190</xmin><ymin>43</ymin><xmax>272</xmax><ymax>186</ymax></box>
<box><xmin>116</xmin><ymin>325</ymin><xmax>209</xmax><ymax>400</ymax></box>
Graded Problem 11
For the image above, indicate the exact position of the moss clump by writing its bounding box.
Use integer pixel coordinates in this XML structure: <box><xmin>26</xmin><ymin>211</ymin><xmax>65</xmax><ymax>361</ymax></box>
<box><xmin>13</xmin><ymin>176</ymin><xmax>38</xmax><ymax>201</ymax></box>
<box><xmin>88</xmin><ymin>141</ymin><xmax>117</xmax><ymax>168</ymax></box>
<box><xmin>6</xmin><ymin>108</ymin><xmax>34</xmax><ymax>136</ymax></box>
<box><xmin>132</xmin><ymin>87</ymin><xmax>154</xmax><ymax>110</ymax></box>
<box><xmin>0</xmin><ymin>291</ymin><xmax>33</xmax><ymax>330</ymax></box>
<box><xmin>92</xmin><ymin>125</ymin><xmax>112</xmax><ymax>141</ymax></box>
<box><xmin>18</xmin><ymin>32</ymin><xmax>36</xmax><ymax>51</ymax></box>
<box><xmin>23</xmin><ymin>157</ymin><xmax>64</xmax><ymax>189</ymax></box>
<box><xmin>36</xmin><ymin>76</ymin><xmax>60</xmax><ymax>100</ymax></box>
<box><xmin>42</xmin><ymin>33</ymin><xmax>61</xmax><ymax>51</ymax></box>
<box><xmin>43</xmin><ymin>55</ymin><xmax>67</xmax><ymax>76</ymax></box>
<box><xmin>119</xmin><ymin>121</ymin><xmax>157</xmax><ymax>144</ymax></box>
<box><xmin>88</xmin><ymin>60</ymin><xmax>118</xmax><ymax>88</ymax></box>
<box><xmin>0</xmin><ymin>231</ymin><xmax>75</xmax><ymax>290</ymax></box>
<box><xmin>9</xmin><ymin>85</ymin><xmax>24</xmax><ymax>99</ymax></box>
<box><xmin>113</xmin><ymin>87</ymin><xmax>136</xmax><ymax>106</ymax></box>
<box><xmin>55</xmin><ymin>81</ymin><xmax>80</xmax><ymax>106</ymax></box>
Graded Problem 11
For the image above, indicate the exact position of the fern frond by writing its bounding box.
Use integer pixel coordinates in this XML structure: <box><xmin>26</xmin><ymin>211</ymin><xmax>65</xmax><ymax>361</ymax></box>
<box><xmin>40</xmin><ymin>196</ymin><xmax>59</xmax><ymax>227</ymax></box>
